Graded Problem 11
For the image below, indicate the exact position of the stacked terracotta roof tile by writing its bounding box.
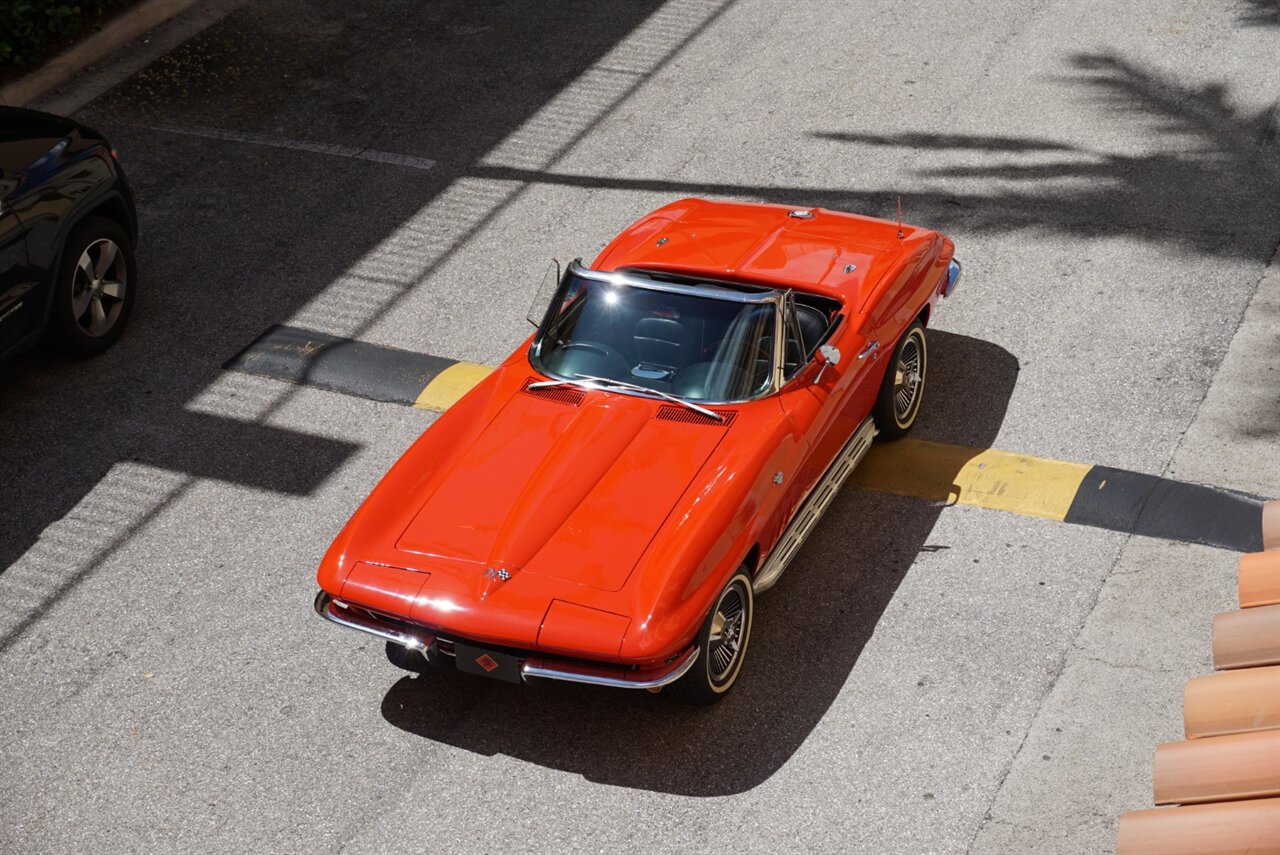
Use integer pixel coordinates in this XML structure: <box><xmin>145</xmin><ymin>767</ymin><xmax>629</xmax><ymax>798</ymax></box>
<box><xmin>1116</xmin><ymin>500</ymin><xmax>1280</xmax><ymax>854</ymax></box>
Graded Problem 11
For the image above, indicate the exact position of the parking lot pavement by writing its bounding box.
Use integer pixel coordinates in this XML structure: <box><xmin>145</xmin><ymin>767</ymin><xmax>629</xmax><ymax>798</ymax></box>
<box><xmin>1</xmin><ymin>1</ymin><xmax>1278</xmax><ymax>853</ymax></box>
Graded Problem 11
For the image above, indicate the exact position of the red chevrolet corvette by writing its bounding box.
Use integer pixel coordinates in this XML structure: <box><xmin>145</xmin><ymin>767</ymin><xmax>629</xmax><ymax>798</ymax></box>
<box><xmin>315</xmin><ymin>198</ymin><xmax>959</xmax><ymax>702</ymax></box>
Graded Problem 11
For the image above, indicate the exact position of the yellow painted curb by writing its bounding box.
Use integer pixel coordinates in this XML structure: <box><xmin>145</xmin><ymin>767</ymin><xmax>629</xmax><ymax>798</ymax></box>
<box><xmin>849</xmin><ymin>438</ymin><xmax>1091</xmax><ymax>521</ymax></box>
<box><xmin>413</xmin><ymin>362</ymin><xmax>494</xmax><ymax>411</ymax></box>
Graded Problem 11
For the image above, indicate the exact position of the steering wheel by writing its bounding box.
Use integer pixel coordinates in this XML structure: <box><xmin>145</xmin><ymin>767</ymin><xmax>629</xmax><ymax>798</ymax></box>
<box><xmin>558</xmin><ymin>341</ymin><xmax>630</xmax><ymax>375</ymax></box>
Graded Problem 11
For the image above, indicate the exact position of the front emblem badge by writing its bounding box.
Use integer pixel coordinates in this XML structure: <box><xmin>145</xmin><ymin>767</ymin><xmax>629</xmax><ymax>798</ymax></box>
<box><xmin>475</xmin><ymin>654</ymin><xmax>500</xmax><ymax>672</ymax></box>
<box><xmin>479</xmin><ymin>567</ymin><xmax>511</xmax><ymax>601</ymax></box>
<box><xmin>773</xmin><ymin>471</ymin><xmax>785</xmax><ymax>485</ymax></box>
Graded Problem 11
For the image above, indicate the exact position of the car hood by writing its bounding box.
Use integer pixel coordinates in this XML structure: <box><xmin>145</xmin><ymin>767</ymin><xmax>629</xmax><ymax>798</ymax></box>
<box><xmin>395</xmin><ymin>384</ymin><xmax>731</xmax><ymax>591</ymax></box>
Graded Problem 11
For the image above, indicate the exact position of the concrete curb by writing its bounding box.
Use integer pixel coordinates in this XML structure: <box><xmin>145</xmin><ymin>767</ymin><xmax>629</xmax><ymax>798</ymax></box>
<box><xmin>0</xmin><ymin>0</ymin><xmax>200</xmax><ymax>108</ymax></box>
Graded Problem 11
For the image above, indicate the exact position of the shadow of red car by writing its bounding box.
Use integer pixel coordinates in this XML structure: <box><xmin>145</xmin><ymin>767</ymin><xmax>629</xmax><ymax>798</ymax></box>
<box><xmin>380</xmin><ymin>329</ymin><xmax>1018</xmax><ymax>796</ymax></box>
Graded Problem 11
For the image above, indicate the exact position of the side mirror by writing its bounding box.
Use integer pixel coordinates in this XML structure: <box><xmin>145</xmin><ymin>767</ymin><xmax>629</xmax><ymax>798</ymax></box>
<box><xmin>814</xmin><ymin>344</ymin><xmax>841</xmax><ymax>383</ymax></box>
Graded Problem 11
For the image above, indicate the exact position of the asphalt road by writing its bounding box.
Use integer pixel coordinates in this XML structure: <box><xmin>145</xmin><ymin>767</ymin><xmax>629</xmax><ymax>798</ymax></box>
<box><xmin>2</xmin><ymin>1</ymin><xmax>1278</xmax><ymax>853</ymax></box>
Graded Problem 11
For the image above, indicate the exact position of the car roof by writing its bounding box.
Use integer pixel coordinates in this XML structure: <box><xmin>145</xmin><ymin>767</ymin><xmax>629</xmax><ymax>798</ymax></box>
<box><xmin>593</xmin><ymin>198</ymin><xmax>936</xmax><ymax>305</ymax></box>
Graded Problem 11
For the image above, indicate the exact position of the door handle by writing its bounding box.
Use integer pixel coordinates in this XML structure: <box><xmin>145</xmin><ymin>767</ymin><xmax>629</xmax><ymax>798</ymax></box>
<box><xmin>857</xmin><ymin>340</ymin><xmax>880</xmax><ymax>360</ymax></box>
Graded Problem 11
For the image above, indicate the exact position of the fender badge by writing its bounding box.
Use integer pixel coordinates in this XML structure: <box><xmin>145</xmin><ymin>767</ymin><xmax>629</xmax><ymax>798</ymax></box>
<box><xmin>773</xmin><ymin>471</ymin><xmax>785</xmax><ymax>485</ymax></box>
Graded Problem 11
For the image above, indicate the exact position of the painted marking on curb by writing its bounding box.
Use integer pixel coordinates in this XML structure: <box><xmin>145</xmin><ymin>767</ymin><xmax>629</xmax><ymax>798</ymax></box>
<box><xmin>854</xmin><ymin>444</ymin><xmax>1262</xmax><ymax>552</ymax></box>
<box><xmin>227</xmin><ymin>324</ymin><xmax>1268</xmax><ymax>552</ymax></box>
<box><xmin>414</xmin><ymin>362</ymin><xmax>495</xmax><ymax>411</ymax></box>
<box><xmin>848</xmin><ymin>439</ymin><xmax>1091</xmax><ymax>521</ymax></box>
<box><xmin>145</xmin><ymin>124</ymin><xmax>438</xmax><ymax>172</ymax></box>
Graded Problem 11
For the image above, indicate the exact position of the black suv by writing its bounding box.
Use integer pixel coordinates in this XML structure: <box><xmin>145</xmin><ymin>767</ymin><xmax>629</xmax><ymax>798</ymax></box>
<box><xmin>1</xmin><ymin>106</ymin><xmax>139</xmax><ymax>361</ymax></box>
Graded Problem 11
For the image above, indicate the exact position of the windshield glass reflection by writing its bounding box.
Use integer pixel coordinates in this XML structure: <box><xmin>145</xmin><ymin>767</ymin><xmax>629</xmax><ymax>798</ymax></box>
<box><xmin>533</xmin><ymin>271</ymin><xmax>777</xmax><ymax>402</ymax></box>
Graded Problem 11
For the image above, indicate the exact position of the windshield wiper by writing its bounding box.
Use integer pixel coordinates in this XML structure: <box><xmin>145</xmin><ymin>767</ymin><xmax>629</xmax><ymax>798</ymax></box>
<box><xmin>528</xmin><ymin>373</ymin><xmax>725</xmax><ymax>422</ymax></box>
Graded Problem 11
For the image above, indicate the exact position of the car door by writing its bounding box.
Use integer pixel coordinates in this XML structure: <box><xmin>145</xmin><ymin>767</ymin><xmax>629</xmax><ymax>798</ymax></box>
<box><xmin>0</xmin><ymin>189</ymin><xmax>36</xmax><ymax>355</ymax></box>
<box><xmin>773</xmin><ymin>293</ymin><xmax>886</xmax><ymax>528</ymax></box>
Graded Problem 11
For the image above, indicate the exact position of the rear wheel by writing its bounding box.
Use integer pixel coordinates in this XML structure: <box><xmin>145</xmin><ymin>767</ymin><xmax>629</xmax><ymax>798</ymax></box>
<box><xmin>670</xmin><ymin>570</ymin><xmax>754</xmax><ymax>704</ymax></box>
<box><xmin>872</xmin><ymin>321</ymin><xmax>927</xmax><ymax>440</ymax></box>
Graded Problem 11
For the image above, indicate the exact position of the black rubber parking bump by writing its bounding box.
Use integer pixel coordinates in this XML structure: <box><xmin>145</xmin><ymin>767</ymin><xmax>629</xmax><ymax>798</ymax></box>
<box><xmin>225</xmin><ymin>324</ymin><xmax>456</xmax><ymax>406</ymax></box>
<box><xmin>1064</xmin><ymin>466</ymin><xmax>1264</xmax><ymax>553</ymax></box>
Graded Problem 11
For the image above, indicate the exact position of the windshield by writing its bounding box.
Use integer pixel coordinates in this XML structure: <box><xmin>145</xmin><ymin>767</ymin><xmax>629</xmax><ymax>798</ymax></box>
<box><xmin>531</xmin><ymin>269</ymin><xmax>778</xmax><ymax>402</ymax></box>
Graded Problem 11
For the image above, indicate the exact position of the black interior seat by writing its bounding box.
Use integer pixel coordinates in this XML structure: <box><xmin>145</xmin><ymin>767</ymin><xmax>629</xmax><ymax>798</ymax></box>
<box><xmin>794</xmin><ymin>304</ymin><xmax>829</xmax><ymax>358</ymax></box>
<box><xmin>633</xmin><ymin>317</ymin><xmax>685</xmax><ymax>369</ymax></box>
<box><xmin>759</xmin><ymin>335</ymin><xmax>796</xmax><ymax>376</ymax></box>
<box><xmin>671</xmin><ymin>361</ymin><xmax>718</xmax><ymax>399</ymax></box>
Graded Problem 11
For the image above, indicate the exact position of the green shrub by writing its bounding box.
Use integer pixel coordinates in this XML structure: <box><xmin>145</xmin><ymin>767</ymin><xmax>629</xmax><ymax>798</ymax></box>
<box><xmin>0</xmin><ymin>1</ymin><xmax>137</xmax><ymax>70</ymax></box>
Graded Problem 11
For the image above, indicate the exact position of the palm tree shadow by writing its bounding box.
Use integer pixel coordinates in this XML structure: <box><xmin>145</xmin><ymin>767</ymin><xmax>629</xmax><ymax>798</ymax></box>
<box><xmin>810</xmin><ymin>52</ymin><xmax>1280</xmax><ymax>259</ymax></box>
<box><xmin>470</xmin><ymin>52</ymin><xmax>1279</xmax><ymax>262</ymax></box>
<box><xmin>1240</xmin><ymin>0</ymin><xmax>1280</xmax><ymax>27</ymax></box>
<box><xmin>381</xmin><ymin>330</ymin><xmax>1017</xmax><ymax>796</ymax></box>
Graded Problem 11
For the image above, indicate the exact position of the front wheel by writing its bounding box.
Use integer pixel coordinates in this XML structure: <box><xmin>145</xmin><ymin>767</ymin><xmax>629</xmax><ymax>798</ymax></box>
<box><xmin>872</xmin><ymin>320</ymin><xmax>927</xmax><ymax>440</ymax></box>
<box><xmin>47</xmin><ymin>216</ymin><xmax>137</xmax><ymax>356</ymax></box>
<box><xmin>670</xmin><ymin>570</ymin><xmax>754</xmax><ymax>704</ymax></box>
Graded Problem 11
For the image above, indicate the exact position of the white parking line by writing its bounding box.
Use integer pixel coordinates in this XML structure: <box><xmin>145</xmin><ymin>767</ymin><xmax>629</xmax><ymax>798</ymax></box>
<box><xmin>145</xmin><ymin>123</ymin><xmax>438</xmax><ymax>171</ymax></box>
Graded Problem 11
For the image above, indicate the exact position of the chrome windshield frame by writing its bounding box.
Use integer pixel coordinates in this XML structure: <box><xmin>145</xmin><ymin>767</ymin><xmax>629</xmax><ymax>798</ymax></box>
<box><xmin>529</xmin><ymin>260</ymin><xmax>788</xmax><ymax>405</ymax></box>
<box><xmin>567</xmin><ymin>259</ymin><xmax>779</xmax><ymax>304</ymax></box>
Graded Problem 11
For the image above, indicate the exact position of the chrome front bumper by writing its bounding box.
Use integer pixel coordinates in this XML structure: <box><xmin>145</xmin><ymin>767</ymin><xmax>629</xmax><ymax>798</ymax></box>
<box><xmin>313</xmin><ymin>591</ymin><xmax>698</xmax><ymax>690</ymax></box>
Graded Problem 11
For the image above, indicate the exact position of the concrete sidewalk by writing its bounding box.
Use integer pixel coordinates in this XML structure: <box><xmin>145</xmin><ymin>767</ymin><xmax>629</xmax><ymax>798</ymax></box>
<box><xmin>972</xmin><ymin>245</ymin><xmax>1280</xmax><ymax>853</ymax></box>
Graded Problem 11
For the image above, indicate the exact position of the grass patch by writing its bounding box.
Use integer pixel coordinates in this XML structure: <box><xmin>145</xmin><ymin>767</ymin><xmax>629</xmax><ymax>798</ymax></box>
<box><xmin>1</xmin><ymin>1</ymin><xmax>142</xmax><ymax>81</ymax></box>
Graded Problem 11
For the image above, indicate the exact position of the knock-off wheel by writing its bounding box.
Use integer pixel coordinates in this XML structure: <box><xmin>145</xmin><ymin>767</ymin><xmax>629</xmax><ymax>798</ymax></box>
<box><xmin>670</xmin><ymin>569</ymin><xmax>754</xmax><ymax>704</ymax></box>
<box><xmin>872</xmin><ymin>320</ymin><xmax>927</xmax><ymax>440</ymax></box>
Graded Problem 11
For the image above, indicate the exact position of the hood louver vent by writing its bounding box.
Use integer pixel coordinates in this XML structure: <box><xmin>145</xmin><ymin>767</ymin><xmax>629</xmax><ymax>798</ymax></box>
<box><xmin>655</xmin><ymin>405</ymin><xmax>735</xmax><ymax>426</ymax></box>
<box><xmin>521</xmin><ymin>377</ymin><xmax>586</xmax><ymax>406</ymax></box>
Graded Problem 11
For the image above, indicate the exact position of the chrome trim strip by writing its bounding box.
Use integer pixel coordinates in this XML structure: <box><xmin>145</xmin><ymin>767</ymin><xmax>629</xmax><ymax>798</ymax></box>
<box><xmin>314</xmin><ymin>591</ymin><xmax>699</xmax><ymax>690</ymax></box>
<box><xmin>314</xmin><ymin>591</ymin><xmax>435</xmax><ymax>651</ymax></box>
<box><xmin>522</xmin><ymin>646</ymin><xmax>699</xmax><ymax>689</ymax></box>
<box><xmin>944</xmin><ymin>258</ymin><xmax>961</xmax><ymax>297</ymax></box>
<box><xmin>564</xmin><ymin>374</ymin><xmax>725</xmax><ymax>422</ymax></box>
<box><xmin>568</xmin><ymin>259</ymin><xmax>777</xmax><ymax>304</ymax></box>
<box><xmin>753</xmin><ymin>416</ymin><xmax>879</xmax><ymax>593</ymax></box>
<box><xmin>772</xmin><ymin>290</ymin><xmax>790</xmax><ymax>390</ymax></box>
<box><xmin>526</xmin><ymin>373</ymin><xmax>753</xmax><ymax>410</ymax></box>
<box><xmin>531</xmin><ymin>260</ymin><xmax>786</xmax><ymax>405</ymax></box>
